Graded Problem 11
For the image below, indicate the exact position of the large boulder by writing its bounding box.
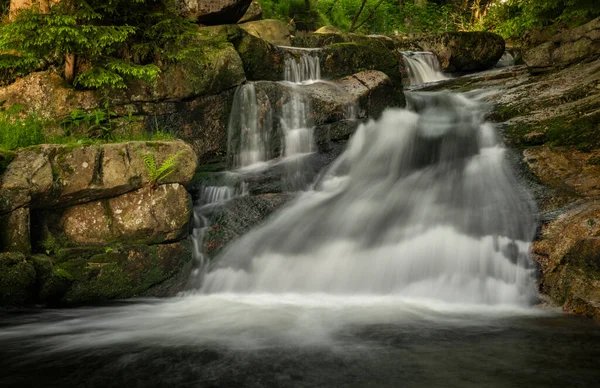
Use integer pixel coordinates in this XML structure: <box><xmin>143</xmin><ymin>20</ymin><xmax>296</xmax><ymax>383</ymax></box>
<box><xmin>239</xmin><ymin>19</ymin><xmax>293</xmax><ymax>46</ymax></box>
<box><xmin>533</xmin><ymin>202</ymin><xmax>600</xmax><ymax>322</ymax></box>
<box><xmin>523</xmin><ymin>17</ymin><xmax>600</xmax><ymax>73</ymax></box>
<box><xmin>0</xmin><ymin>140</ymin><xmax>197</xmax><ymax>211</ymax></box>
<box><xmin>233</xmin><ymin>31</ymin><xmax>288</xmax><ymax>81</ymax></box>
<box><xmin>237</xmin><ymin>0</ymin><xmax>262</xmax><ymax>23</ymax></box>
<box><xmin>319</xmin><ymin>41</ymin><xmax>404</xmax><ymax>87</ymax></box>
<box><xmin>177</xmin><ymin>0</ymin><xmax>252</xmax><ymax>25</ymax></box>
<box><xmin>411</xmin><ymin>32</ymin><xmax>505</xmax><ymax>72</ymax></box>
<box><xmin>53</xmin><ymin>183</ymin><xmax>192</xmax><ymax>246</ymax></box>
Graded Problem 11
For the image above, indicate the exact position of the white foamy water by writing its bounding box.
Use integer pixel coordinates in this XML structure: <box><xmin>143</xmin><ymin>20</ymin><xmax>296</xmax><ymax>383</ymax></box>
<box><xmin>201</xmin><ymin>91</ymin><xmax>538</xmax><ymax>306</ymax></box>
<box><xmin>402</xmin><ymin>51</ymin><xmax>448</xmax><ymax>86</ymax></box>
<box><xmin>227</xmin><ymin>83</ymin><xmax>273</xmax><ymax>168</ymax></box>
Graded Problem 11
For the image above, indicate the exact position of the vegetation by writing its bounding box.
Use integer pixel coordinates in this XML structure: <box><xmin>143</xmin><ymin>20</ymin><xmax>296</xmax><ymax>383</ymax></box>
<box><xmin>140</xmin><ymin>150</ymin><xmax>184</xmax><ymax>187</ymax></box>
<box><xmin>258</xmin><ymin>0</ymin><xmax>599</xmax><ymax>39</ymax></box>
<box><xmin>0</xmin><ymin>0</ymin><xmax>196</xmax><ymax>88</ymax></box>
<box><xmin>0</xmin><ymin>104</ymin><xmax>46</xmax><ymax>150</ymax></box>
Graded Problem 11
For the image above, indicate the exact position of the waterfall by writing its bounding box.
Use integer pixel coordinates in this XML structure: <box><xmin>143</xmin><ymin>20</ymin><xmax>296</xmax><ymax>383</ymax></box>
<box><xmin>227</xmin><ymin>83</ymin><xmax>273</xmax><ymax>169</ymax></box>
<box><xmin>401</xmin><ymin>51</ymin><xmax>448</xmax><ymax>86</ymax></box>
<box><xmin>283</xmin><ymin>50</ymin><xmax>321</xmax><ymax>84</ymax></box>
<box><xmin>201</xmin><ymin>91</ymin><xmax>537</xmax><ymax>305</ymax></box>
<box><xmin>189</xmin><ymin>184</ymin><xmax>247</xmax><ymax>279</ymax></box>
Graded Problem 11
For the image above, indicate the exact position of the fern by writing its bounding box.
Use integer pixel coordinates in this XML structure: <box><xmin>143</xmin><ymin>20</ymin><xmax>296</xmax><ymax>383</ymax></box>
<box><xmin>140</xmin><ymin>150</ymin><xmax>184</xmax><ymax>187</ymax></box>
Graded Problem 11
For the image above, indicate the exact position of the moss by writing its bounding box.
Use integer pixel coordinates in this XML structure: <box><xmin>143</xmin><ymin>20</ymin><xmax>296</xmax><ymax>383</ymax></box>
<box><xmin>543</xmin><ymin>111</ymin><xmax>600</xmax><ymax>151</ymax></box>
<box><xmin>63</xmin><ymin>262</ymin><xmax>133</xmax><ymax>304</ymax></box>
<box><xmin>0</xmin><ymin>252</ymin><xmax>36</xmax><ymax>306</ymax></box>
<box><xmin>0</xmin><ymin>149</ymin><xmax>16</xmax><ymax>176</ymax></box>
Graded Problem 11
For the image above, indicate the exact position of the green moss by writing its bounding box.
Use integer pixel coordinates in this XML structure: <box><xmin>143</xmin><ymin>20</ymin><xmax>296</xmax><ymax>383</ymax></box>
<box><xmin>63</xmin><ymin>262</ymin><xmax>133</xmax><ymax>304</ymax></box>
<box><xmin>543</xmin><ymin>112</ymin><xmax>600</xmax><ymax>151</ymax></box>
<box><xmin>0</xmin><ymin>149</ymin><xmax>16</xmax><ymax>176</ymax></box>
<box><xmin>0</xmin><ymin>252</ymin><xmax>36</xmax><ymax>305</ymax></box>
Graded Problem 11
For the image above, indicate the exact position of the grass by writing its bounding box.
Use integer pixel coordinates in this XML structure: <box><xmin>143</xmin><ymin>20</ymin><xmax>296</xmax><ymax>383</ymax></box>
<box><xmin>0</xmin><ymin>105</ymin><xmax>176</xmax><ymax>153</ymax></box>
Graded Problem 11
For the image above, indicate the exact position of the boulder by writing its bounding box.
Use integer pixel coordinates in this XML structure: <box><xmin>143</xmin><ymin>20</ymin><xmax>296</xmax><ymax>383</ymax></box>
<box><xmin>292</xmin><ymin>32</ymin><xmax>369</xmax><ymax>48</ymax></box>
<box><xmin>533</xmin><ymin>202</ymin><xmax>600</xmax><ymax>322</ymax></box>
<box><xmin>177</xmin><ymin>0</ymin><xmax>252</xmax><ymax>25</ymax></box>
<box><xmin>233</xmin><ymin>31</ymin><xmax>288</xmax><ymax>81</ymax></box>
<box><xmin>315</xmin><ymin>26</ymin><xmax>342</xmax><ymax>34</ymax></box>
<box><xmin>58</xmin><ymin>241</ymin><xmax>192</xmax><ymax>304</ymax></box>
<box><xmin>523</xmin><ymin>17</ymin><xmax>600</xmax><ymax>73</ymax></box>
<box><xmin>412</xmin><ymin>32</ymin><xmax>505</xmax><ymax>72</ymax></box>
<box><xmin>56</xmin><ymin>183</ymin><xmax>192</xmax><ymax>246</ymax></box>
<box><xmin>239</xmin><ymin>19</ymin><xmax>293</xmax><ymax>46</ymax></box>
<box><xmin>238</xmin><ymin>0</ymin><xmax>262</xmax><ymax>23</ymax></box>
<box><xmin>0</xmin><ymin>140</ymin><xmax>197</xmax><ymax>210</ymax></box>
<box><xmin>319</xmin><ymin>41</ymin><xmax>404</xmax><ymax>87</ymax></box>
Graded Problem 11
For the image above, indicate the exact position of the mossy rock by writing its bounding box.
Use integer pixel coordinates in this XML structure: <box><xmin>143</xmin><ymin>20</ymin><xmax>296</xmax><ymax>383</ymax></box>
<box><xmin>30</xmin><ymin>254</ymin><xmax>73</xmax><ymax>304</ymax></box>
<box><xmin>233</xmin><ymin>31</ymin><xmax>287</xmax><ymax>81</ymax></box>
<box><xmin>59</xmin><ymin>242</ymin><xmax>192</xmax><ymax>305</ymax></box>
<box><xmin>0</xmin><ymin>149</ymin><xmax>16</xmax><ymax>177</ymax></box>
<box><xmin>0</xmin><ymin>252</ymin><xmax>36</xmax><ymax>306</ymax></box>
<box><xmin>320</xmin><ymin>41</ymin><xmax>404</xmax><ymax>87</ymax></box>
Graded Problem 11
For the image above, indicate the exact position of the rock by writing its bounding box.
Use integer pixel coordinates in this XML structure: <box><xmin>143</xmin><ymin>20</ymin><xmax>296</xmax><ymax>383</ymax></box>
<box><xmin>177</xmin><ymin>0</ymin><xmax>252</xmax><ymax>25</ymax></box>
<box><xmin>202</xmin><ymin>194</ymin><xmax>293</xmax><ymax>259</ymax></box>
<box><xmin>319</xmin><ymin>41</ymin><xmax>404</xmax><ymax>87</ymax></box>
<box><xmin>57</xmin><ymin>183</ymin><xmax>192</xmax><ymax>246</ymax></box>
<box><xmin>522</xmin><ymin>131</ymin><xmax>547</xmax><ymax>146</ymax></box>
<box><xmin>239</xmin><ymin>19</ymin><xmax>293</xmax><ymax>46</ymax></box>
<box><xmin>412</xmin><ymin>32</ymin><xmax>505</xmax><ymax>72</ymax></box>
<box><xmin>0</xmin><ymin>207</ymin><xmax>31</xmax><ymax>253</ymax></box>
<box><xmin>233</xmin><ymin>31</ymin><xmax>287</xmax><ymax>81</ymax></box>
<box><xmin>120</xmin><ymin>42</ymin><xmax>245</xmax><ymax>103</ymax></box>
<box><xmin>157</xmin><ymin>90</ymin><xmax>237</xmax><ymax>164</ymax></box>
<box><xmin>0</xmin><ymin>140</ymin><xmax>197</xmax><ymax>211</ymax></box>
<box><xmin>315</xmin><ymin>26</ymin><xmax>342</xmax><ymax>34</ymax></box>
<box><xmin>0</xmin><ymin>71</ymin><xmax>97</xmax><ymax>120</ymax></box>
<box><xmin>0</xmin><ymin>150</ymin><xmax>16</xmax><ymax>177</ymax></box>
<box><xmin>0</xmin><ymin>252</ymin><xmax>36</xmax><ymax>305</ymax></box>
<box><xmin>60</xmin><ymin>241</ymin><xmax>192</xmax><ymax>304</ymax></box>
<box><xmin>238</xmin><ymin>0</ymin><xmax>262</xmax><ymax>23</ymax></box>
<box><xmin>523</xmin><ymin>17</ymin><xmax>600</xmax><ymax>73</ymax></box>
<box><xmin>292</xmin><ymin>32</ymin><xmax>369</xmax><ymax>48</ymax></box>
<box><xmin>532</xmin><ymin>202</ymin><xmax>600</xmax><ymax>322</ymax></box>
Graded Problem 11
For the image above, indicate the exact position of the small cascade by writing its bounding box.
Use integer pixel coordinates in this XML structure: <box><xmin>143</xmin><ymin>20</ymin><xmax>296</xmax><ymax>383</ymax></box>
<box><xmin>227</xmin><ymin>83</ymin><xmax>273</xmax><ymax>169</ymax></box>
<box><xmin>189</xmin><ymin>184</ymin><xmax>246</xmax><ymax>279</ymax></box>
<box><xmin>401</xmin><ymin>51</ymin><xmax>448</xmax><ymax>86</ymax></box>
<box><xmin>283</xmin><ymin>50</ymin><xmax>321</xmax><ymax>84</ymax></box>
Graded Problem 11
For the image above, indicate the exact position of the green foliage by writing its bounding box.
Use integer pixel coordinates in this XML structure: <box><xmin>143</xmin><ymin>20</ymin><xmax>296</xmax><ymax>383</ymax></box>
<box><xmin>258</xmin><ymin>0</ymin><xmax>452</xmax><ymax>34</ymax></box>
<box><xmin>0</xmin><ymin>104</ymin><xmax>46</xmax><ymax>150</ymax></box>
<box><xmin>140</xmin><ymin>150</ymin><xmax>184</xmax><ymax>187</ymax></box>
<box><xmin>0</xmin><ymin>0</ymin><xmax>196</xmax><ymax>88</ymax></box>
<box><xmin>60</xmin><ymin>100</ymin><xmax>118</xmax><ymax>141</ymax></box>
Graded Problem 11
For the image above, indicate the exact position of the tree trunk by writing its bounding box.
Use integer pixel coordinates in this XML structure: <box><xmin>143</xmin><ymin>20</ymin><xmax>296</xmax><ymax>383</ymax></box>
<box><xmin>39</xmin><ymin>0</ymin><xmax>50</xmax><ymax>13</ymax></box>
<box><xmin>64</xmin><ymin>53</ymin><xmax>75</xmax><ymax>83</ymax></box>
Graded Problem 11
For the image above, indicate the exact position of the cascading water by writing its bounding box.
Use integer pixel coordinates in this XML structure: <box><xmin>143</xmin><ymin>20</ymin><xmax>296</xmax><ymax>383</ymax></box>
<box><xmin>402</xmin><ymin>51</ymin><xmax>448</xmax><ymax>86</ymax></box>
<box><xmin>496</xmin><ymin>51</ymin><xmax>516</xmax><ymax>67</ymax></box>
<box><xmin>227</xmin><ymin>83</ymin><xmax>273</xmax><ymax>169</ymax></box>
<box><xmin>201</xmin><ymin>91</ymin><xmax>537</xmax><ymax>305</ymax></box>
<box><xmin>279</xmin><ymin>50</ymin><xmax>320</xmax><ymax>188</ymax></box>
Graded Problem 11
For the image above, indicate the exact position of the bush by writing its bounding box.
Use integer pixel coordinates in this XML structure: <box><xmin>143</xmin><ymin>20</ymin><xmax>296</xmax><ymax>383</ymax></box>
<box><xmin>0</xmin><ymin>105</ymin><xmax>46</xmax><ymax>150</ymax></box>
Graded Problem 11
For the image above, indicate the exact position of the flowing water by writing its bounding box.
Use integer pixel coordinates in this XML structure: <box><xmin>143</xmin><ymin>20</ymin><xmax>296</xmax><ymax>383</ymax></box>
<box><xmin>2</xmin><ymin>71</ymin><xmax>600</xmax><ymax>387</ymax></box>
<box><xmin>402</xmin><ymin>51</ymin><xmax>448</xmax><ymax>86</ymax></box>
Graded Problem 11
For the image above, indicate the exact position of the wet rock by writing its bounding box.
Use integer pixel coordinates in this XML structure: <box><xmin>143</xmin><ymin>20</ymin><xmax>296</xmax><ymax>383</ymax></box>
<box><xmin>177</xmin><ymin>0</ymin><xmax>252</xmax><ymax>25</ymax></box>
<box><xmin>524</xmin><ymin>17</ymin><xmax>600</xmax><ymax>73</ymax></box>
<box><xmin>57</xmin><ymin>184</ymin><xmax>192</xmax><ymax>246</ymax></box>
<box><xmin>237</xmin><ymin>0</ymin><xmax>262</xmax><ymax>23</ymax></box>
<box><xmin>239</xmin><ymin>19</ymin><xmax>293</xmax><ymax>46</ymax></box>
<box><xmin>411</xmin><ymin>32</ymin><xmax>505</xmax><ymax>72</ymax></box>
<box><xmin>202</xmin><ymin>194</ymin><xmax>293</xmax><ymax>258</ymax></box>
